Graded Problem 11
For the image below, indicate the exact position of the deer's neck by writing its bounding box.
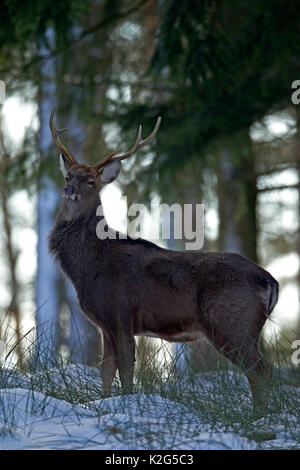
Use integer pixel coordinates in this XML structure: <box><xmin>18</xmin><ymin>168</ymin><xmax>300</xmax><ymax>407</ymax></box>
<box><xmin>57</xmin><ymin>194</ymin><xmax>101</xmax><ymax>224</ymax></box>
<box><xmin>49</xmin><ymin>198</ymin><xmax>116</xmax><ymax>282</ymax></box>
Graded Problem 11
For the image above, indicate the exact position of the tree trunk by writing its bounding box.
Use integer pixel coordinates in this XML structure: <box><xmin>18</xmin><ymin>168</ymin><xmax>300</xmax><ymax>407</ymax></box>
<box><xmin>56</xmin><ymin>83</ymin><xmax>103</xmax><ymax>367</ymax></box>
<box><xmin>66</xmin><ymin>278</ymin><xmax>100</xmax><ymax>367</ymax></box>
<box><xmin>35</xmin><ymin>29</ymin><xmax>60</xmax><ymax>368</ymax></box>
<box><xmin>217</xmin><ymin>128</ymin><xmax>257</xmax><ymax>262</ymax></box>
<box><xmin>163</xmin><ymin>181</ymin><xmax>223</xmax><ymax>374</ymax></box>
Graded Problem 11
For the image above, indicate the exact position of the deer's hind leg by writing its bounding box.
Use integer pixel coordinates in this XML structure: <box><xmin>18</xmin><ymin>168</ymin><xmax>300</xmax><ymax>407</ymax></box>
<box><xmin>206</xmin><ymin>302</ymin><xmax>272</xmax><ymax>418</ymax></box>
<box><xmin>243</xmin><ymin>346</ymin><xmax>272</xmax><ymax>419</ymax></box>
<box><xmin>212</xmin><ymin>333</ymin><xmax>272</xmax><ymax>417</ymax></box>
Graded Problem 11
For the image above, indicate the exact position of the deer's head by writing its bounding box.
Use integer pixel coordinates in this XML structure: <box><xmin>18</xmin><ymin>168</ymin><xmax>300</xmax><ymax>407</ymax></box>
<box><xmin>49</xmin><ymin>109</ymin><xmax>161</xmax><ymax>220</ymax></box>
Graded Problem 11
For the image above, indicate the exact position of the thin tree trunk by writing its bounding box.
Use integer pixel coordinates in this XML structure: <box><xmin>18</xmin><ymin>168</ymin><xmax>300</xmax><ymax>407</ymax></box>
<box><xmin>294</xmin><ymin>108</ymin><xmax>300</xmax><ymax>334</ymax></box>
<box><xmin>0</xmin><ymin>129</ymin><xmax>23</xmax><ymax>367</ymax></box>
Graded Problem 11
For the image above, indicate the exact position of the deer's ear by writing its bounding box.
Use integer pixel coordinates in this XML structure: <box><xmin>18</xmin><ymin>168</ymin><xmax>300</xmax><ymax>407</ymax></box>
<box><xmin>60</xmin><ymin>153</ymin><xmax>73</xmax><ymax>177</ymax></box>
<box><xmin>99</xmin><ymin>160</ymin><xmax>121</xmax><ymax>184</ymax></box>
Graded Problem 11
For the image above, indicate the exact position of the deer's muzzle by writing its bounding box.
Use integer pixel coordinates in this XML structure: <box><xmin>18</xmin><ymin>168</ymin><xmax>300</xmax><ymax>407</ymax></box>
<box><xmin>64</xmin><ymin>185</ymin><xmax>80</xmax><ymax>201</ymax></box>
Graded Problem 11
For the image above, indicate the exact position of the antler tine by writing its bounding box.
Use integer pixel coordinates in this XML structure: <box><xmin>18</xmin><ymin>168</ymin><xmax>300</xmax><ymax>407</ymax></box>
<box><xmin>49</xmin><ymin>108</ymin><xmax>78</xmax><ymax>164</ymax></box>
<box><xmin>93</xmin><ymin>117</ymin><xmax>161</xmax><ymax>172</ymax></box>
<box><xmin>93</xmin><ymin>149</ymin><xmax>121</xmax><ymax>171</ymax></box>
<box><xmin>113</xmin><ymin>125</ymin><xmax>142</xmax><ymax>162</ymax></box>
<box><xmin>113</xmin><ymin>117</ymin><xmax>161</xmax><ymax>162</ymax></box>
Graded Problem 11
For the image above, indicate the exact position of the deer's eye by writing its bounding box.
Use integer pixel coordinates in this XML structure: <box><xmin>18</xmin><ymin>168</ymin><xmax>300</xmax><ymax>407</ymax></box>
<box><xmin>87</xmin><ymin>179</ymin><xmax>94</xmax><ymax>186</ymax></box>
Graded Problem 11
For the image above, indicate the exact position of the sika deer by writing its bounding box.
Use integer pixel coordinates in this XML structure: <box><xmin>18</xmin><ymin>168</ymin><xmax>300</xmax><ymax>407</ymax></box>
<box><xmin>48</xmin><ymin>109</ymin><xmax>278</xmax><ymax>417</ymax></box>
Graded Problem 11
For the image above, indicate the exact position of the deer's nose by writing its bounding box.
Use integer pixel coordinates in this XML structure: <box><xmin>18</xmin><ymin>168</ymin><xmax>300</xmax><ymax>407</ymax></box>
<box><xmin>64</xmin><ymin>185</ymin><xmax>76</xmax><ymax>196</ymax></box>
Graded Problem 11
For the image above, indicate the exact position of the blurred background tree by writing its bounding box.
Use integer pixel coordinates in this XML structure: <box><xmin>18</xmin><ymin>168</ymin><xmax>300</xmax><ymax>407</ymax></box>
<box><xmin>0</xmin><ymin>0</ymin><xmax>299</xmax><ymax>370</ymax></box>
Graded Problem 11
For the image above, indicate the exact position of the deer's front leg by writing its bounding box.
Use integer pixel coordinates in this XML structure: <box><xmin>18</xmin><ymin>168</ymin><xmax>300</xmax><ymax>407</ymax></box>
<box><xmin>114</xmin><ymin>330</ymin><xmax>136</xmax><ymax>395</ymax></box>
<box><xmin>101</xmin><ymin>333</ymin><xmax>117</xmax><ymax>397</ymax></box>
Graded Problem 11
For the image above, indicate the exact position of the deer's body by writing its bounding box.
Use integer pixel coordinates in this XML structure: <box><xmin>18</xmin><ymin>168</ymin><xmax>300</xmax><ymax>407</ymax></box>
<box><xmin>48</xmin><ymin>110</ymin><xmax>278</xmax><ymax>417</ymax></box>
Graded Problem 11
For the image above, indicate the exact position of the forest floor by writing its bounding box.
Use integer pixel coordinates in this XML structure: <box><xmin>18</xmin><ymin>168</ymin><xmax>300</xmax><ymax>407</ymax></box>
<box><xmin>0</xmin><ymin>360</ymin><xmax>299</xmax><ymax>450</ymax></box>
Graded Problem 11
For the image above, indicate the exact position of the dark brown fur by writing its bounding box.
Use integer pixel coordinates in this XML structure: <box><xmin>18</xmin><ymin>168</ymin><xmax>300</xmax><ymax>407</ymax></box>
<box><xmin>49</xmin><ymin>162</ymin><xmax>279</xmax><ymax>417</ymax></box>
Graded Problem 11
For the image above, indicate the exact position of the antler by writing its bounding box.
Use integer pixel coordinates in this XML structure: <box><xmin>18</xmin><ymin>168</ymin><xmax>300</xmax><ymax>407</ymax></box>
<box><xmin>49</xmin><ymin>108</ymin><xmax>78</xmax><ymax>164</ymax></box>
<box><xmin>93</xmin><ymin>116</ymin><xmax>161</xmax><ymax>172</ymax></box>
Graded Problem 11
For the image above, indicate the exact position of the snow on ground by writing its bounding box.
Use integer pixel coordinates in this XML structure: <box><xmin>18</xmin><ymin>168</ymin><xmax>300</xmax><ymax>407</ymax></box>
<box><xmin>0</xmin><ymin>387</ymin><xmax>255</xmax><ymax>450</ymax></box>
<box><xmin>0</xmin><ymin>365</ymin><xmax>298</xmax><ymax>450</ymax></box>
